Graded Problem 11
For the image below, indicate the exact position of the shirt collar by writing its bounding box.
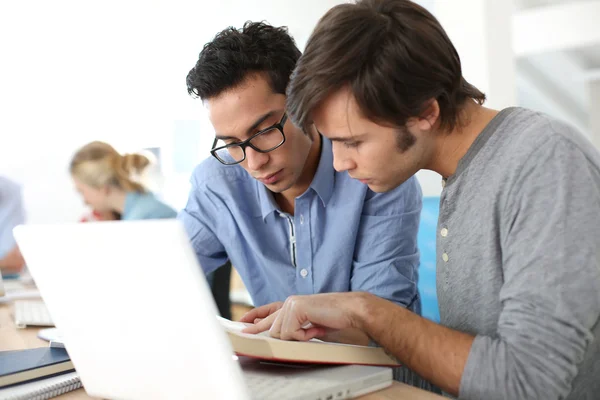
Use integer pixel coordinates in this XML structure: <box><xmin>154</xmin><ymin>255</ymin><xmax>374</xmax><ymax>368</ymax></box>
<box><xmin>257</xmin><ymin>135</ymin><xmax>335</xmax><ymax>221</ymax></box>
<box><xmin>309</xmin><ymin>135</ymin><xmax>335</xmax><ymax>207</ymax></box>
<box><xmin>258</xmin><ymin>183</ymin><xmax>280</xmax><ymax>221</ymax></box>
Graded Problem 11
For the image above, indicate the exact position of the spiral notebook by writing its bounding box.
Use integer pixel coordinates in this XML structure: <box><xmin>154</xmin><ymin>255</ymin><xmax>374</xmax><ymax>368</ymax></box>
<box><xmin>0</xmin><ymin>372</ymin><xmax>81</xmax><ymax>400</ymax></box>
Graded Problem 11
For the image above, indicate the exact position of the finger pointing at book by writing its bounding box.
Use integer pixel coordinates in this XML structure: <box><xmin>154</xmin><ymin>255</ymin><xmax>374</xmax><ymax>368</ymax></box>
<box><xmin>242</xmin><ymin>310</ymin><xmax>281</xmax><ymax>334</ymax></box>
<box><xmin>239</xmin><ymin>301</ymin><xmax>283</xmax><ymax>324</ymax></box>
<box><xmin>267</xmin><ymin>293</ymin><xmax>362</xmax><ymax>341</ymax></box>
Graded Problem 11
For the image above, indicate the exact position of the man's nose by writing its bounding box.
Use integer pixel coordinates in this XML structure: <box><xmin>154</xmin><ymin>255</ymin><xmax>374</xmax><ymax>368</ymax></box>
<box><xmin>245</xmin><ymin>147</ymin><xmax>269</xmax><ymax>171</ymax></box>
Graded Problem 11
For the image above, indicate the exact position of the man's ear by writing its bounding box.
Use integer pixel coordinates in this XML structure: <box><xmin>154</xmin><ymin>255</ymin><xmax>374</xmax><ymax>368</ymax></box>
<box><xmin>416</xmin><ymin>99</ymin><xmax>440</xmax><ymax>132</ymax></box>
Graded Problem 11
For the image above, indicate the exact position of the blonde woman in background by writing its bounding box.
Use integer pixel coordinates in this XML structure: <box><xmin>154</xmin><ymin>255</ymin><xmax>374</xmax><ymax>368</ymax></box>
<box><xmin>70</xmin><ymin>141</ymin><xmax>176</xmax><ymax>220</ymax></box>
<box><xmin>71</xmin><ymin>141</ymin><xmax>232</xmax><ymax>318</ymax></box>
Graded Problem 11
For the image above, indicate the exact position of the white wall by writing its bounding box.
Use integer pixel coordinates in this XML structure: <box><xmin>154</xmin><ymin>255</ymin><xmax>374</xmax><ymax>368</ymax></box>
<box><xmin>0</xmin><ymin>0</ymin><xmax>354</xmax><ymax>223</ymax></box>
<box><xmin>419</xmin><ymin>0</ymin><xmax>517</xmax><ymax>197</ymax></box>
<box><xmin>3</xmin><ymin>0</ymin><xmax>516</xmax><ymax>222</ymax></box>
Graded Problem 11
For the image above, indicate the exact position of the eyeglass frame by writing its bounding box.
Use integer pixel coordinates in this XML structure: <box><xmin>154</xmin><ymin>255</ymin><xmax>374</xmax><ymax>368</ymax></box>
<box><xmin>210</xmin><ymin>113</ymin><xmax>288</xmax><ymax>165</ymax></box>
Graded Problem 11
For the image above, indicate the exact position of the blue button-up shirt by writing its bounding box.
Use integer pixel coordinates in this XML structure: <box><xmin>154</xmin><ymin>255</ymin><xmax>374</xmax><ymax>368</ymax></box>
<box><xmin>179</xmin><ymin>137</ymin><xmax>422</xmax><ymax>312</ymax></box>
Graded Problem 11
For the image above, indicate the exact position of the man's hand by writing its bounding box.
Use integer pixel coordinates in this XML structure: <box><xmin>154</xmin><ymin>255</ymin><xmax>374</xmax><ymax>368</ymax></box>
<box><xmin>244</xmin><ymin>292</ymin><xmax>474</xmax><ymax>396</ymax></box>
<box><xmin>242</xmin><ymin>309</ymin><xmax>281</xmax><ymax>334</ymax></box>
<box><xmin>263</xmin><ymin>292</ymin><xmax>366</xmax><ymax>341</ymax></box>
<box><xmin>0</xmin><ymin>245</ymin><xmax>25</xmax><ymax>274</ymax></box>
<box><xmin>240</xmin><ymin>301</ymin><xmax>283</xmax><ymax>325</ymax></box>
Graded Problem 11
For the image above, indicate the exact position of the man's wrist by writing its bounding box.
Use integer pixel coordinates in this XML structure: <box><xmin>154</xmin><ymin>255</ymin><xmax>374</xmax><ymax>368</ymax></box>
<box><xmin>350</xmin><ymin>292</ymin><xmax>379</xmax><ymax>332</ymax></box>
<box><xmin>351</xmin><ymin>292</ymin><xmax>412</xmax><ymax>337</ymax></box>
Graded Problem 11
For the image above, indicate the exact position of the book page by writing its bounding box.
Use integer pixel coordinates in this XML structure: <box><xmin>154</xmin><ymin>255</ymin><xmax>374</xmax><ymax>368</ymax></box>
<box><xmin>217</xmin><ymin>316</ymin><xmax>274</xmax><ymax>338</ymax></box>
<box><xmin>217</xmin><ymin>316</ymin><xmax>336</xmax><ymax>344</ymax></box>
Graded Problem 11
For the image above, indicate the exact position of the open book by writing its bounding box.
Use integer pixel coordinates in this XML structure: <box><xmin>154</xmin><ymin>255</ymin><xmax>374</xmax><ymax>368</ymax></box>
<box><xmin>218</xmin><ymin>317</ymin><xmax>399</xmax><ymax>367</ymax></box>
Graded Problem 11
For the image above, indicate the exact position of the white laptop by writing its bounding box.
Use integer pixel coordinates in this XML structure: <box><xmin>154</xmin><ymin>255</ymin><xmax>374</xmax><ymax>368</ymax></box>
<box><xmin>14</xmin><ymin>220</ymin><xmax>392</xmax><ymax>400</ymax></box>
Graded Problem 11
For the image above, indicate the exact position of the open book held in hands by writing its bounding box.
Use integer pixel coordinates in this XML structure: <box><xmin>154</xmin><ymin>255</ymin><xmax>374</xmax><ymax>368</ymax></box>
<box><xmin>218</xmin><ymin>317</ymin><xmax>399</xmax><ymax>367</ymax></box>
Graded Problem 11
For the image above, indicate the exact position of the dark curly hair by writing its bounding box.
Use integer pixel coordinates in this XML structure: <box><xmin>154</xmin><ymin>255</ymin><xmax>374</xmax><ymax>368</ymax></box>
<box><xmin>186</xmin><ymin>21</ymin><xmax>301</xmax><ymax>100</ymax></box>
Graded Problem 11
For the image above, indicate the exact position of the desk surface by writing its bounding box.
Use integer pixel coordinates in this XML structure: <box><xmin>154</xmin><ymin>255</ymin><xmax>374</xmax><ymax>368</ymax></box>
<box><xmin>0</xmin><ymin>303</ymin><xmax>443</xmax><ymax>400</ymax></box>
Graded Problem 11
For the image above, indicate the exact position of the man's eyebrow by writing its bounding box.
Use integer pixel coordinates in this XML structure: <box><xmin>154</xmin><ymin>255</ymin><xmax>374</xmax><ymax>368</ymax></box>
<box><xmin>316</xmin><ymin>127</ymin><xmax>365</xmax><ymax>142</ymax></box>
<box><xmin>215</xmin><ymin>111</ymin><xmax>278</xmax><ymax>141</ymax></box>
<box><xmin>247</xmin><ymin>111</ymin><xmax>276</xmax><ymax>134</ymax></box>
<box><xmin>214</xmin><ymin>134</ymin><xmax>238</xmax><ymax>141</ymax></box>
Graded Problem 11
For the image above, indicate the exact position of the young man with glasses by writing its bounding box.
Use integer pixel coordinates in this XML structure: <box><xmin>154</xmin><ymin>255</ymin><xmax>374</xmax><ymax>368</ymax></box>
<box><xmin>180</xmin><ymin>22</ymin><xmax>423</xmax><ymax>341</ymax></box>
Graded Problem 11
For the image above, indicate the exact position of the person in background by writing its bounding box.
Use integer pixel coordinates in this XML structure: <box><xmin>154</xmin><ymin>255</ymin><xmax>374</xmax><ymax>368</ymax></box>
<box><xmin>244</xmin><ymin>1</ymin><xmax>600</xmax><ymax>399</ymax></box>
<box><xmin>70</xmin><ymin>141</ymin><xmax>176</xmax><ymax>221</ymax></box>
<box><xmin>72</xmin><ymin>143</ymin><xmax>233</xmax><ymax>317</ymax></box>
<box><xmin>180</xmin><ymin>21</ymin><xmax>423</xmax><ymax>346</ymax></box>
<box><xmin>0</xmin><ymin>176</ymin><xmax>26</xmax><ymax>275</ymax></box>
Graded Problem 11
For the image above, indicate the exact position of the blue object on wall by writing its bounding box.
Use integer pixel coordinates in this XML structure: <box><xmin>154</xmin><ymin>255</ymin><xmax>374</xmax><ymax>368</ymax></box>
<box><xmin>417</xmin><ymin>196</ymin><xmax>441</xmax><ymax>322</ymax></box>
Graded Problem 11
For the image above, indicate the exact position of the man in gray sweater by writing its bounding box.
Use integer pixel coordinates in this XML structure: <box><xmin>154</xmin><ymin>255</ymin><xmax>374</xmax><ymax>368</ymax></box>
<box><xmin>243</xmin><ymin>1</ymin><xmax>600</xmax><ymax>399</ymax></box>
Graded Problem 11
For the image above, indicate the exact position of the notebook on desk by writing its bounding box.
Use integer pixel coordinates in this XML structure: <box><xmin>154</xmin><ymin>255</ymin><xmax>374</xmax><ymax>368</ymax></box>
<box><xmin>14</xmin><ymin>220</ymin><xmax>393</xmax><ymax>400</ymax></box>
<box><xmin>0</xmin><ymin>347</ymin><xmax>73</xmax><ymax>387</ymax></box>
<box><xmin>0</xmin><ymin>347</ymin><xmax>79</xmax><ymax>400</ymax></box>
<box><xmin>0</xmin><ymin>371</ymin><xmax>81</xmax><ymax>400</ymax></box>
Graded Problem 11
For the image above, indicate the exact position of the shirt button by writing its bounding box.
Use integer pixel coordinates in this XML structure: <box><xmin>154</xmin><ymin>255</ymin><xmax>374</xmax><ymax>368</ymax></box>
<box><xmin>300</xmin><ymin>269</ymin><xmax>308</xmax><ymax>278</ymax></box>
<box><xmin>300</xmin><ymin>214</ymin><xmax>304</xmax><ymax>225</ymax></box>
<box><xmin>442</xmin><ymin>253</ymin><xmax>449</xmax><ymax>262</ymax></box>
<box><xmin>441</xmin><ymin>179</ymin><xmax>446</xmax><ymax>188</ymax></box>
<box><xmin>440</xmin><ymin>228</ymin><xmax>448</xmax><ymax>237</ymax></box>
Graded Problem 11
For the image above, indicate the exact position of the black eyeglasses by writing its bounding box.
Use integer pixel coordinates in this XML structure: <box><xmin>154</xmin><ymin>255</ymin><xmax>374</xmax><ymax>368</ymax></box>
<box><xmin>210</xmin><ymin>113</ymin><xmax>287</xmax><ymax>165</ymax></box>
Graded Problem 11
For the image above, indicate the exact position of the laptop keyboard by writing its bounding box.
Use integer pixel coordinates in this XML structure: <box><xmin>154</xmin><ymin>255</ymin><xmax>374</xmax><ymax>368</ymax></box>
<box><xmin>14</xmin><ymin>300</ymin><xmax>54</xmax><ymax>328</ymax></box>
<box><xmin>246</xmin><ymin>373</ymin><xmax>349</xmax><ymax>400</ymax></box>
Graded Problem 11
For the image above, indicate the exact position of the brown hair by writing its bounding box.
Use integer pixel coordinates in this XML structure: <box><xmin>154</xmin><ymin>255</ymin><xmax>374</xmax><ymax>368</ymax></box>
<box><xmin>286</xmin><ymin>0</ymin><xmax>485</xmax><ymax>135</ymax></box>
<box><xmin>70</xmin><ymin>141</ymin><xmax>150</xmax><ymax>193</ymax></box>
